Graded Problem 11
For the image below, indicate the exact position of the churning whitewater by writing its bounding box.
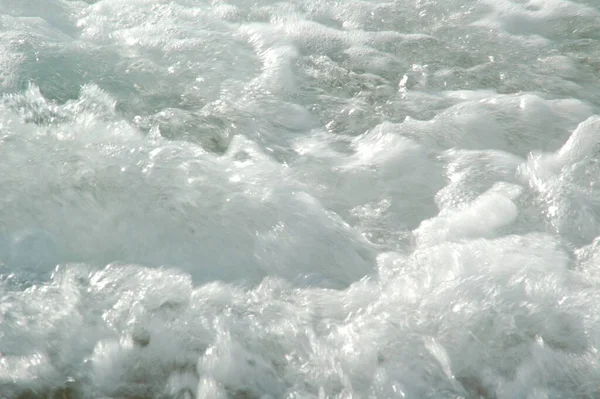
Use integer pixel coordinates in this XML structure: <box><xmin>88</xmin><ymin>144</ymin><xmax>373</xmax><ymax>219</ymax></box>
<box><xmin>2</xmin><ymin>0</ymin><xmax>600</xmax><ymax>398</ymax></box>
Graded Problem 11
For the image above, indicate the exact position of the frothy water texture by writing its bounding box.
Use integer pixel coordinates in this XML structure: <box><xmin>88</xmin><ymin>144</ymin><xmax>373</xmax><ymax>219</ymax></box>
<box><xmin>2</xmin><ymin>0</ymin><xmax>600</xmax><ymax>398</ymax></box>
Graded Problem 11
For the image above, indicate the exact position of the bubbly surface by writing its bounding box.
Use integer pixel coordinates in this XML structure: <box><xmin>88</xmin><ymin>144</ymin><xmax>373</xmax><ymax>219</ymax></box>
<box><xmin>2</xmin><ymin>0</ymin><xmax>600</xmax><ymax>398</ymax></box>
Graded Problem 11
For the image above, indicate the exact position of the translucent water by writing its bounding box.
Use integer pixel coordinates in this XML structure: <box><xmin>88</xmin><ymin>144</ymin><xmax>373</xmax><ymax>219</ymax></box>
<box><xmin>1</xmin><ymin>0</ymin><xmax>600</xmax><ymax>398</ymax></box>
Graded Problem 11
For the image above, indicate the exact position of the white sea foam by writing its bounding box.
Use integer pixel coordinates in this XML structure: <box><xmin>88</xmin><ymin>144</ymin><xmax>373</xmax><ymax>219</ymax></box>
<box><xmin>1</xmin><ymin>0</ymin><xmax>600</xmax><ymax>398</ymax></box>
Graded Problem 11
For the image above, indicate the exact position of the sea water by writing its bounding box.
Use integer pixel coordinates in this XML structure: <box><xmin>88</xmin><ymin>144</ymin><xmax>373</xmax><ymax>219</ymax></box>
<box><xmin>1</xmin><ymin>0</ymin><xmax>600</xmax><ymax>398</ymax></box>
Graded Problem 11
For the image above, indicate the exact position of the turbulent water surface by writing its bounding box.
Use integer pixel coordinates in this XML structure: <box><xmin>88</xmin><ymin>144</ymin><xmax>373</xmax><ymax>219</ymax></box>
<box><xmin>2</xmin><ymin>0</ymin><xmax>600</xmax><ymax>398</ymax></box>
